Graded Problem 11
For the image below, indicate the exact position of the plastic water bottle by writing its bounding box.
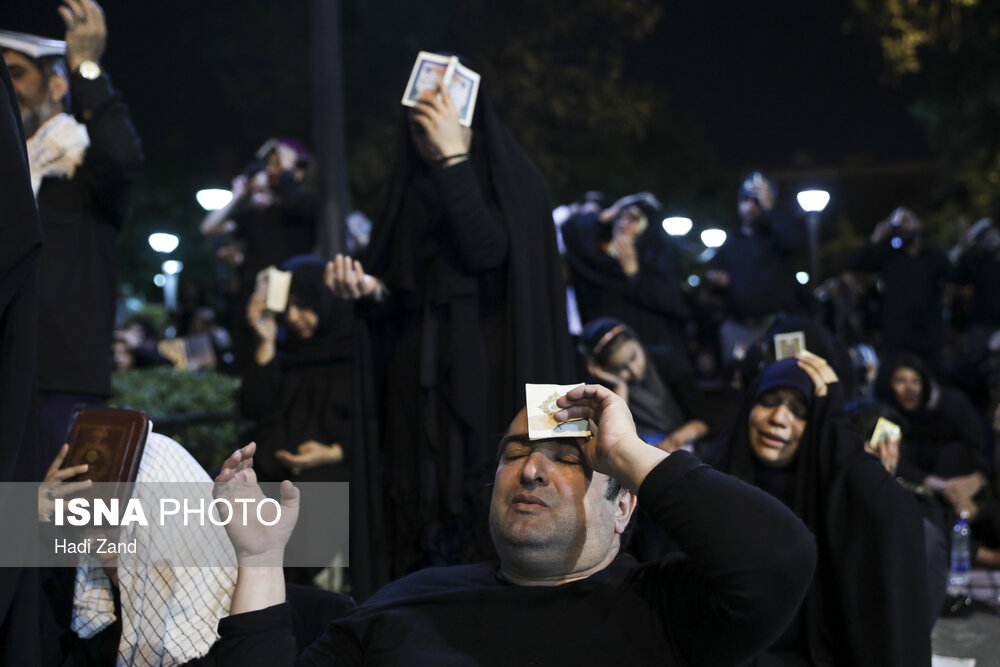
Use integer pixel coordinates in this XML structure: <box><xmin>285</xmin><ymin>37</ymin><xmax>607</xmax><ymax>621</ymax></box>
<box><xmin>949</xmin><ymin>511</ymin><xmax>972</xmax><ymax>586</ymax></box>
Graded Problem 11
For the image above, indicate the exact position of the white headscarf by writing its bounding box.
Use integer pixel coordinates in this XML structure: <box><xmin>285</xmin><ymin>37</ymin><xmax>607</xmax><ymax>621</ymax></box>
<box><xmin>71</xmin><ymin>433</ymin><xmax>238</xmax><ymax>666</ymax></box>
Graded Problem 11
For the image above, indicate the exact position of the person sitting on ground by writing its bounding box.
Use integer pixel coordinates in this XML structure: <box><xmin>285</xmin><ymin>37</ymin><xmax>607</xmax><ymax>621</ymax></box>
<box><xmin>841</xmin><ymin>398</ymin><xmax>949</xmax><ymax>629</ymax></box>
<box><xmin>706</xmin><ymin>355</ymin><xmax>931</xmax><ymax>666</ymax></box>
<box><xmin>874</xmin><ymin>353</ymin><xmax>1000</xmax><ymax>567</ymax></box>
<box><xmin>581</xmin><ymin>317</ymin><xmax>709</xmax><ymax>453</ymax></box>
<box><xmin>38</xmin><ymin>432</ymin><xmax>237</xmax><ymax>666</ymax></box>
<box><xmin>209</xmin><ymin>384</ymin><xmax>816</xmax><ymax>666</ymax></box>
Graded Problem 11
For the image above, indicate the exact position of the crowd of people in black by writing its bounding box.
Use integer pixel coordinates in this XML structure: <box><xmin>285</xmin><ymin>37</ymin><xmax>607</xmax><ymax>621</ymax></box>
<box><xmin>4</xmin><ymin>2</ymin><xmax>1000</xmax><ymax>665</ymax></box>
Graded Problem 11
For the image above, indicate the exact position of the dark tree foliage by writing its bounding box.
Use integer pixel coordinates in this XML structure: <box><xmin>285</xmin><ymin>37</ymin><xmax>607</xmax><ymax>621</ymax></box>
<box><xmin>850</xmin><ymin>0</ymin><xmax>1000</xmax><ymax>217</ymax></box>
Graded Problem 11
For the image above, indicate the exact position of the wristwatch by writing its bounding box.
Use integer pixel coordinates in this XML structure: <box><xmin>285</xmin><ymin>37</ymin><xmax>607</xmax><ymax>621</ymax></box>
<box><xmin>76</xmin><ymin>60</ymin><xmax>102</xmax><ymax>80</ymax></box>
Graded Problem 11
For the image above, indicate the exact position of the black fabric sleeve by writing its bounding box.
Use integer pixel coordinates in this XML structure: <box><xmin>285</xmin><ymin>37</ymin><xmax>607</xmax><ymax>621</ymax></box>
<box><xmin>239</xmin><ymin>357</ymin><xmax>283</xmax><ymax>419</ymax></box>
<box><xmin>953</xmin><ymin>253</ymin><xmax>973</xmax><ymax>285</ymax></box>
<box><xmin>276</xmin><ymin>171</ymin><xmax>318</xmax><ymax>222</ymax></box>
<box><xmin>635</xmin><ymin>451</ymin><xmax>817</xmax><ymax>665</ymax></box>
<box><xmin>650</xmin><ymin>349</ymin><xmax>709</xmax><ymax>423</ymax></box>
<box><xmin>431</xmin><ymin>160</ymin><xmax>508</xmax><ymax>272</ymax></box>
<box><xmin>71</xmin><ymin>73</ymin><xmax>142</xmax><ymax>202</ymax></box>
<box><xmin>845</xmin><ymin>242</ymin><xmax>888</xmax><ymax>272</ymax></box>
<box><xmin>833</xmin><ymin>456</ymin><xmax>931</xmax><ymax>667</ymax></box>
<box><xmin>767</xmin><ymin>211</ymin><xmax>804</xmax><ymax>257</ymax></box>
<box><xmin>212</xmin><ymin>603</ymin><xmax>298</xmax><ymax>666</ymax></box>
<box><xmin>624</xmin><ymin>263</ymin><xmax>690</xmax><ymax>323</ymax></box>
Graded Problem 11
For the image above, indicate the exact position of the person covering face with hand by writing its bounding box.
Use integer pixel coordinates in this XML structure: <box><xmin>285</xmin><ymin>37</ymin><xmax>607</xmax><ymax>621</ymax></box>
<box><xmin>322</xmin><ymin>55</ymin><xmax>574</xmax><ymax>583</ymax></box>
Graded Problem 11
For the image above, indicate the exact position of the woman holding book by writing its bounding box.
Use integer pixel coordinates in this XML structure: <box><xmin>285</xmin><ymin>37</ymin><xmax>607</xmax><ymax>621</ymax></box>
<box><xmin>326</xmin><ymin>60</ymin><xmax>574</xmax><ymax>577</ymax></box>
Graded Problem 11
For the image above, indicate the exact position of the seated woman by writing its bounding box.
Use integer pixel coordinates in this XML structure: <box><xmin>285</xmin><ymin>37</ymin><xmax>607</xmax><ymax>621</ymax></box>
<box><xmin>707</xmin><ymin>355</ymin><xmax>931</xmax><ymax>666</ymax></box>
<box><xmin>241</xmin><ymin>255</ymin><xmax>353</xmax><ymax>483</ymax></box>
<box><xmin>581</xmin><ymin>317</ymin><xmax>708</xmax><ymax>452</ymax></box>
<box><xmin>842</xmin><ymin>398</ymin><xmax>948</xmax><ymax>628</ymax></box>
<box><xmin>874</xmin><ymin>353</ymin><xmax>1000</xmax><ymax>566</ymax></box>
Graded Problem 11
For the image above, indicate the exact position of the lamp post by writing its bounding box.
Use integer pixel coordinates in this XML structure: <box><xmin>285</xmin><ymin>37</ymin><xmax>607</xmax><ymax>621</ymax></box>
<box><xmin>148</xmin><ymin>233</ymin><xmax>180</xmax><ymax>310</ymax></box>
<box><xmin>196</xmin><ymin>189</ymin><xmax>234</xmax><ymax>316</ymax></box>
<box><xmin>161</xmin><ymin>260</ymin><xmax>184</xmax><ymax>312</ymax></box>
<box><xmin>796</xmin><ymin>190</ymin><xmax>830</xmax><ymax>285</ymax></box>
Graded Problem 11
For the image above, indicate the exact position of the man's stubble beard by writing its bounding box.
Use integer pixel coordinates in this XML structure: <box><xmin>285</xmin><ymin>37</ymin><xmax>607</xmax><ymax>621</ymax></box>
<box><xmin>20</xmin><ymin>96</ymin><xmax>60</xmax><ymax>139</ymax></box>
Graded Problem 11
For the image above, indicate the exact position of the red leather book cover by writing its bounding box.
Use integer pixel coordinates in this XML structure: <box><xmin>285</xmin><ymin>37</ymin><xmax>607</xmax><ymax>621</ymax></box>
<box><xmin>62</xmin><ymin>408</ymin><xmax>150</xmax><ymax>496</ymax></box>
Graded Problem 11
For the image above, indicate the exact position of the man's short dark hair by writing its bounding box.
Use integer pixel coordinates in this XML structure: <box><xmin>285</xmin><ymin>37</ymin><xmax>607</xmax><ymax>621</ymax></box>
<box><xmin>604</xmin><ymin>476</ymin><xmax>625</xmax><ymax>501</ymax></box>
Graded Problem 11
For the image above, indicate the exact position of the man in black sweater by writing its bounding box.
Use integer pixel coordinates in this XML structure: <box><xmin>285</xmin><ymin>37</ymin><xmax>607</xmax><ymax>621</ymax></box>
<box><xmin>846</xmin><ymin>207</ymin><xmax>951</xmax><ymax>371</ymax></box>
<box><xmin>212</xmin><ymin>384</ymin><xmax>816</xmax><ymax>665</ymax></box>
<box><xmin>707</xmin><ymin>172</ymin><xmax>806</xmax><ymax>369</ymax></box>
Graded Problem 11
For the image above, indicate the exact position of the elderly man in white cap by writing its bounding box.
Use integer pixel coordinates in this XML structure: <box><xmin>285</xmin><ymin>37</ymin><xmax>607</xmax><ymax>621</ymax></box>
<box><xmin>1</xmin><ymin>0</ymin><xmax>142</xmax><ymax>476</ymax></box>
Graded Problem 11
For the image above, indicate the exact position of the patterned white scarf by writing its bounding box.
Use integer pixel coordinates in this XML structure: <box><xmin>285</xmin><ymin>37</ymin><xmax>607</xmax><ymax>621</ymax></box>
<box><xmin>71</xmin><ymin>433</ymin><xmax>238</xmax><ymax>666</ymax></box>
<box><xmin>25</xmin><ymin>112</ymin><xmax>90</xmax><ymax>196</ymax></box>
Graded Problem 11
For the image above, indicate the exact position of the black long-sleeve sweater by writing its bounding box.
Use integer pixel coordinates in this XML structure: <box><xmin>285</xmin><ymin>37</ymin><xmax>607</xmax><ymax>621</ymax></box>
<box><xmin>212</xmin><ymin>451</ymin><xmax>817</xmax><ymax>666</ymax></box>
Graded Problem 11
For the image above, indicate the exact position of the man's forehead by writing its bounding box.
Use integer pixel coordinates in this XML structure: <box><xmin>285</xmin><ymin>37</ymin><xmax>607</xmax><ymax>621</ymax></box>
<box><xmin>3</xmin><ymin>50</ymin><xmax>39</xmax><ymax>70</ymax></box>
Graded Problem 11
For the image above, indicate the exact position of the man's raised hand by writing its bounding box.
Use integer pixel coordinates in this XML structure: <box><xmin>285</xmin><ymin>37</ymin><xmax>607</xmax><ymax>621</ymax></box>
<box><xmin>213</xmin><ymin>442</ymin><xmax>300</xmax><ymax>566</ymax></box>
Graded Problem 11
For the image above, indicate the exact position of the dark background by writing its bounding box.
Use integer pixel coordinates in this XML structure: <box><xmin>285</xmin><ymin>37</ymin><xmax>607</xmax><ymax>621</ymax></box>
<box><xmin>0</xmin><ymin>0</ymin><xmax>941</xmax><ymax>296</ymax></box>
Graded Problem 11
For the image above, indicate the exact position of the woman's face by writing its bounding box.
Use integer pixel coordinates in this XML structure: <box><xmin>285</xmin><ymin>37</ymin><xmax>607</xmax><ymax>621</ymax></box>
<box><xmin>748</xmin><ymin>388</ymin><xmax>808</xmax><ymax>468</ymax></box>
<box><xmin>890</xmin><ymin>367</ymin><xmax>922</xmax><ymax>412</ymax></box>
<box><xmin>285</xmin><ymin>302</ymin><xmax>319</xmax><ymax>340</ymax></box>
<box><xmin>604</xmin><ymin>339</ymin><xmax>646</xmax><ymax>384</ymax></box>
<box><xmin>613</xmin><ymin>208</ymin><xmax>644</xmax><ymax>239</ymax></box>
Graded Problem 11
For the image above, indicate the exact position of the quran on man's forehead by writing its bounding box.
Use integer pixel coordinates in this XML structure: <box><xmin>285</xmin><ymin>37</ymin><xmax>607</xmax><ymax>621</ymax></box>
<box><xmin>525</xmin><ymin>383</ymin><xmax>592</xmax><ymax>441</ymax></box>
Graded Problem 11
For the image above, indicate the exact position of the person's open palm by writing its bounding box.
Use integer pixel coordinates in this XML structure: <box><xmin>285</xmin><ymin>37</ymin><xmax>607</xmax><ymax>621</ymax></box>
<box><xmin>213</xmin><ymin>442</ymin><xmax>300</xmax><ymax>566</ymax></box>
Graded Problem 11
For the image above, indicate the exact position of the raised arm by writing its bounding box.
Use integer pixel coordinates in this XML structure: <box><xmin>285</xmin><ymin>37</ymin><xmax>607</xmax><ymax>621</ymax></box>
<box><xmin>410</xmin><ymin>82</ymin><xmax>507</xmax><ymax>271</ymax></box>
<box><xmin>557</xmin><ymin>384</ymin><xmax>816</xmax><ymax>665</ymax></box>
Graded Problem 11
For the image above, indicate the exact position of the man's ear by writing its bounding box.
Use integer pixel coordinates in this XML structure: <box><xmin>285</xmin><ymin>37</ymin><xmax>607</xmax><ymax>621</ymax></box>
<box><xmin>48</xmin><ymin>74</ymin><xmax>68</xmax><ymax>105</ymax></box>
<box><xmin>614</xmin><ymin>490</ymin><xmax>637</xmax><ymax>535</ymax></box>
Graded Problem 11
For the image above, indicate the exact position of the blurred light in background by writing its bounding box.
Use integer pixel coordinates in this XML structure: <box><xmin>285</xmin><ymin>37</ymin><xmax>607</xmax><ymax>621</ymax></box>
<box><xmin>196</xmin><ymin>189</ymin><xmax>233</xmax><ymax>211</ymax></box>
<box><xmin>796</xmin><ymin>189</ymin><xmax>830</xmax><ymax>213</ymax></box>
<box><xmin>700</xmin><ymin>228</ymin><xmax>727</xmax><ymax>248</ymax></box>
<box><xmin>148</xmin><ymin>232</ymin><xmax>179</xmax><ymax>253</ymax></box>
<box><xmin>662</xmin><ymin>217</ymin><xmax>693</xmax><ymax>236</ymax></box>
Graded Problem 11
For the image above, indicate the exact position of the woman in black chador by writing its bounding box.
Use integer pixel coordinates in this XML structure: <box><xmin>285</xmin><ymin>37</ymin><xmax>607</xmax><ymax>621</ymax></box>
<box><xmin>707</xmin><ymin>356</ymin><xmax>930</xmax><ymax>666</ymax></box>
<box><xmin>328</xmin><ymin>65</ymin><xmax>574</xmax><ymax>576</ymax></box>
<box><xmin>242</xmin><ymin>255</ymin><xmax>354</xmax><ymax>484</ymax></box>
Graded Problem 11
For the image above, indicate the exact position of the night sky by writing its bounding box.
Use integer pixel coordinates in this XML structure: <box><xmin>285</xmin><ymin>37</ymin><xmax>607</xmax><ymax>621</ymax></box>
<box><xmin>1</xmin><ymin>0</ymin><xmax>932</xmax><ymax>288</ymax></box>
<box><xmin>636</xmin><ymin>1</ymin><xmax>928</xmax><ymax>167</ymax></box>
<box><xmin>1</xmin><ymin>0</ymin><xmax>928</xmax><ymax>170</ymax></box>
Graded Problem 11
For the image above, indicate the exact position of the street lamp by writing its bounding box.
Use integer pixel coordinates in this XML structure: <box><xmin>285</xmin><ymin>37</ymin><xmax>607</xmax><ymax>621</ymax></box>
<box><xmin>662</xmin><ymin>216</ymin><xmax>693</xmax><ymax>237</ymax></box>
<box><xmin>196</xmin><ymin>188</ymin><xmax>233</xmax><ymax>211</ymax></box>
<box><xmin>149</xmin><ymin>233</ymin><xmax>180</xmax><ymax>310</ymax></box>
<box><xmin>700</xmin><ymin>228</ymin><xmax>727</xmax><ymax>248</ymax></box>
<box><xmin>148</xmin><ymin>232</ymin><xmax>179</xmax><ymax>254</ymax></box>
<box><xmin>797</xmin><ymin>189</ymin><xmax>830</xmax><ymax>285</ymax></box>
<box><xmin>161</xmin><ymin>260</ymin><xmax>184</xmax><ymax>311</ymax></box>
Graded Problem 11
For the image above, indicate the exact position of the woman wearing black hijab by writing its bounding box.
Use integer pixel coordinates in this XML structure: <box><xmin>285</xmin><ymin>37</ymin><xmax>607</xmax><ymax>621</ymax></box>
<box><xmin>874</xmin><ymin>353</ymin><xmax>1000</xmax><ymax>566</ymax></box>
<box><xmin>327</xmin><ymin>67</ymin><xmax>574</xmax><ymax>575</ymax></box>
<box><xmin>241</xmin><ymin>255</ymin><xmax>354</xmax><ymax>483</ymax></box>
<box><xmin>562</xmin><ymin>194</ymin><xmax>691</xmax><ymax>352</ymax></box>
<box><xmin>708</xmin><ymin>356</ymin><xmax>930</xmax><ymax>666</ymax></box>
